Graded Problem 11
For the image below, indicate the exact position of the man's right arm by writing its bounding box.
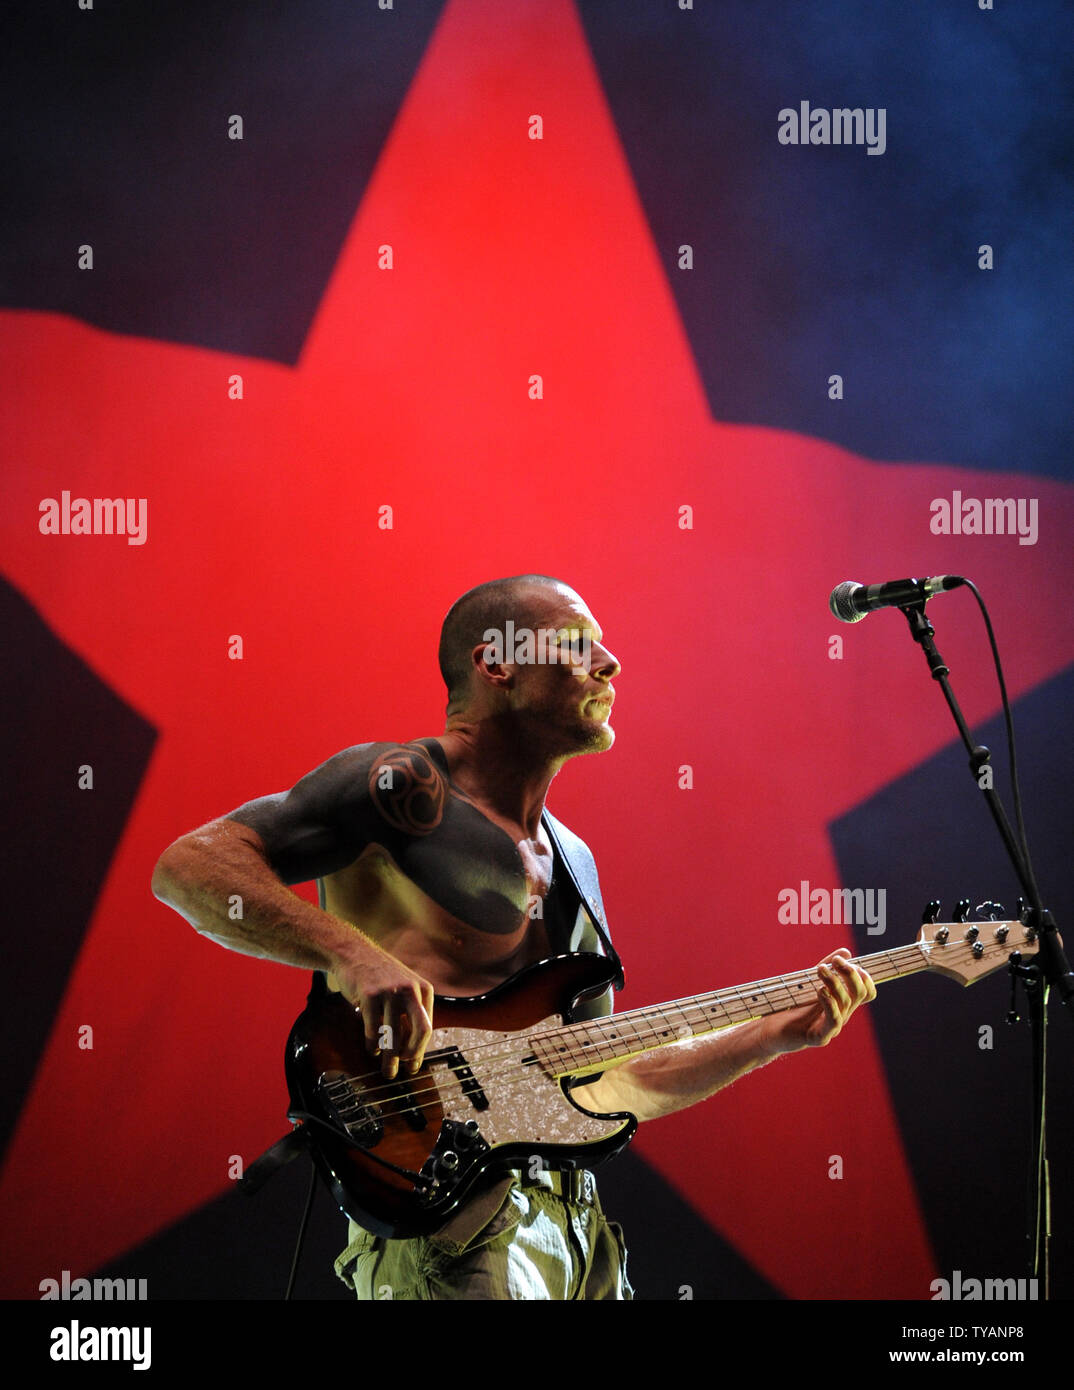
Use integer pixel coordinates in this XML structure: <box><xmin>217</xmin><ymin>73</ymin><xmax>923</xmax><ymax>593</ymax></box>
<box><xmin>150</xmin><ymin>745</ymin><xmax>435</xmax><ymax>1077</ymax></box>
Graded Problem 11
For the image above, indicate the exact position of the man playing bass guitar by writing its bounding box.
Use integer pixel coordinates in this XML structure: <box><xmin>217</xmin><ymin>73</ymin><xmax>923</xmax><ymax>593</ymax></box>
<box><xmin>152</xmin><ymin>574</ymin><xmax>875</xmax><ymax>1300</ymax></box>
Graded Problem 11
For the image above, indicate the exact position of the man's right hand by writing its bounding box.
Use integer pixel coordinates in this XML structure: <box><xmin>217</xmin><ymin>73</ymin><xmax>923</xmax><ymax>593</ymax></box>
<box><xmin>151</xmin><ymin>757</ymin><xmax>439</xmax><ymax>1081</ymax></box>
<box><xmin>332</xmin><ymin>952</ymin><xmax>435</xmax><ymax>1080</ymax></box>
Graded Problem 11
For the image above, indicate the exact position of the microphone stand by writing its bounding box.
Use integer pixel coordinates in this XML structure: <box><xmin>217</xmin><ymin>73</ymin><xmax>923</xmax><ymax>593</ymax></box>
<box><xmin>899</xmin><ymin>598</ymin><xmax>1072</xmax><ymax>1298</ymax></box>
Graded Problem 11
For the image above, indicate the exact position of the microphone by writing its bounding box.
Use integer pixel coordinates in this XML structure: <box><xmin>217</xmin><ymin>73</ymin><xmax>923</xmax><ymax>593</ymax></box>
<box><xmin>829</xmin><ymin>575</ymin><xmax>964</xmax><ymax>624</ymax></box>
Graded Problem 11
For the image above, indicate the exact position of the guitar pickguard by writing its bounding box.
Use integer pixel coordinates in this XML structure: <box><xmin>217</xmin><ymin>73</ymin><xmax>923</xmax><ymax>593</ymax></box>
<box><xmin>421</xmin><ymin>1017</ymin><xmax>622</xmax><ymax>1148</ymax></box>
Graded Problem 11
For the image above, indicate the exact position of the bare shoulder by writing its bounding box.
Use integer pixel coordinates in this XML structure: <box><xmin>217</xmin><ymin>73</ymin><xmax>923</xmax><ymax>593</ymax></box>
<box><xmin>362</xmin><ymin>740</ymin><xmax>450</xmax><ymax>835</ymax></box>
<box><xmin>223</xmin><ymin>740</ymin><xmax>450</xmax><ymax>881</ymax></box>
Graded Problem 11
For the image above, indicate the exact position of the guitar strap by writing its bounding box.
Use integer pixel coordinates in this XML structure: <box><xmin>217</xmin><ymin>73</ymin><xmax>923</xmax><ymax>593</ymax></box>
<box><xmin>540</xmin><ymin>808</ymin><xmax>624</xmax><ymax>992</ymax></box>
<box><xmin>412</xmin><ymin>736</ymin><xmax>623</xmax><ymax>990</ymax></box>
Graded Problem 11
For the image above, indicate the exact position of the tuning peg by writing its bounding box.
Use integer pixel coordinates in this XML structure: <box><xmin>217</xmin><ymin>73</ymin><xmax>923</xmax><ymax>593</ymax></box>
<box><xmin>953</xmin><ymin>898</ymin><xmax>971</xmax><ymax>923</ymax></box>
<box><xmin>975</xmin><ymin>901</ymin><xmax>1004</xmax><ymax>921</ymax></box>
<box><xmin>1017</xmin><ymin>898</ymin><xmax>1030</xmax><ymax>925</ymax></box>
<box><xmin>921</xmin><ymin>900</ymin><xmax>941</xmax><ymax>925</ymax></box>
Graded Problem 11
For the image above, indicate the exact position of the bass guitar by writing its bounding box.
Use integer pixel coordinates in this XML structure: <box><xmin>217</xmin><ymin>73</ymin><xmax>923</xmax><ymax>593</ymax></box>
<box><xmin>284</xmin><ymin>907</ymin><xmax>1039</xmax><ymax>1237</ymax></box>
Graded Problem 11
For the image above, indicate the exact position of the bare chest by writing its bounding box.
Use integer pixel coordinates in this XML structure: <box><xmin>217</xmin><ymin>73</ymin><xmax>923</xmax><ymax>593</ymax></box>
<box><xmin>321</xmin><ymin>833</ymin><xmax>557</xmax><ymax>995</ymax></box>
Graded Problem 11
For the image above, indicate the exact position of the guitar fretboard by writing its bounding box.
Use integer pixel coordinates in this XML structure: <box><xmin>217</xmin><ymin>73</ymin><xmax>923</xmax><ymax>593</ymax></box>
<box><xmin>532</xmin><ymin>936</ymin><xmax>1003</xmax><ymax>1079</ymax></box>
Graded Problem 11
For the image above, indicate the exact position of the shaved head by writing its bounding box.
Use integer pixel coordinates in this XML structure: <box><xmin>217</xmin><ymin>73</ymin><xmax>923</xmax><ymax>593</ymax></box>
<box><xmin>438</xmin><ymin>574</ymin><xmax>571</xmax><ymax>708</ymax></box>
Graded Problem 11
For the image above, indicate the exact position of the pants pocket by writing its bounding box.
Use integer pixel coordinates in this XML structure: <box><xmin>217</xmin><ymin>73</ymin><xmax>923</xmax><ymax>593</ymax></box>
<box><xmin>333</xmin><ymin>1221</ymin><xmax>382</xmax><ymax>1295</ymax></box>
<box><xmin>426</xmin><ymin>1176</ymin><xmax>523</xmax><ymax>1259</ymax></box>
<box><xmin>336</xmin><ymin>1179</ymin><xmax>526</xmax><ymax>1299</ymax></box>
<box><xmin>606</xmin><ymin>1219</ymin><xmax>634</xmax><ymax>1300</ymax></box>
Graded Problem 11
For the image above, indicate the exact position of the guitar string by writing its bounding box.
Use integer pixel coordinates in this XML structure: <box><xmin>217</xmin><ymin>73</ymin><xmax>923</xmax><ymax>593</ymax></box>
<box><xmin>340</xmin><ymin>939</ymin><xmax>960</xmax><ymax>1102</ymax></box>
<box><xmin>334</xmin><ymin>937</ymin><xmax>1011</xmax><ymax>1115</ymax></box>
<box><xmin>339</xmin><ymin>944</ymin><xmax>926</xmax><ymax>1103</ymax></box>
<box><xmin>322</xmin><ymin>937</ymin><xmax>1018</xmax><ymax>1123</ymax></box>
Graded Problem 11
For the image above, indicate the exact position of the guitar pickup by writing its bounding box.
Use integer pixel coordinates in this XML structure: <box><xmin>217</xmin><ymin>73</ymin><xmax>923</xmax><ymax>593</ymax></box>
<box><xmin>391</xmin><ymin>1078</ymin><xmax>428</xmax><ymax>1132</ymax></box>
<box><xmin>428</xmin><ymin>1046</ymin><xmax>489</xmax><ymax>1111</ymax></box>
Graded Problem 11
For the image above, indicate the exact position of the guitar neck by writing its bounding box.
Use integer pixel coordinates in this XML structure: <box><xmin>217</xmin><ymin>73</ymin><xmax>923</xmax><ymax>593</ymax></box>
<box><xmin>541</xmin><ymin>944</ymin><xmax>927</xmax><ymax>1079</ymax></box>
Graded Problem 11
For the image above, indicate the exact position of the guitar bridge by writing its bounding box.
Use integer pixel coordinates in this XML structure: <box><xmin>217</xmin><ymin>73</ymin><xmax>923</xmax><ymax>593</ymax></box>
<box><xmin>316</xmin><ymin>1071</ymin><xmax>384</xmax><ymax>1147</ymax></box>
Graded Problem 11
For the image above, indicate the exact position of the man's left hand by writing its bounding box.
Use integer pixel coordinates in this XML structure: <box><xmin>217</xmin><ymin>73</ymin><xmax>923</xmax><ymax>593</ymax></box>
<box><xmin>763</xmin><ymin>948</ymin><xmax>876</xmax><ymax>1055</ymax></box>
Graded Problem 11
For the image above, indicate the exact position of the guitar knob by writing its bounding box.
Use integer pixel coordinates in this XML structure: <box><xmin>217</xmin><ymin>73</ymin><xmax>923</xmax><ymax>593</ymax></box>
<box><xmin>964</xmin><ymin>925</ymin><xmax>979</xmax><ymax>942</ymax></box>
<box><xmin>995</xmin><ymin>925</ymin><xmax>1010</xmax><ymax>943</ymax></box>
<box><xmin>455</xmin><ymin>1121</ymin><xmax>482</xmax><ymax>1150</ymax></box>
<box><xmin>971</xmin><ymin>942</ymin><xmax>984</xmax><ymax>958</ymax></box>
<box><xmin>953</xmin><ymin>899</ymin><xmax>971</xmax><ymax>923</ymax></box>
<box><xmin>921</xmin><ymin>900</ymin><xmax>941</xmax><ymax>925</ymax></box>
<box><xmin>935</xmin><ymin>926</ymin><xmax>949</xmax><ymax>944</ymax></box>
<box><xmin>438</xmin><ymin>1151</ymin><xmax>459</xmax><ymax>1173</ymax></box>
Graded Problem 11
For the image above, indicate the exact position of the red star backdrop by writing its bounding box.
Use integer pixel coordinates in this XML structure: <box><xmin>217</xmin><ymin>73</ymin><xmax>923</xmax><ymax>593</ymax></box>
<box><xmin>2</xmin><ymin>0</ymin><xmax>1072</xmax><ymax>1303</ymax></box>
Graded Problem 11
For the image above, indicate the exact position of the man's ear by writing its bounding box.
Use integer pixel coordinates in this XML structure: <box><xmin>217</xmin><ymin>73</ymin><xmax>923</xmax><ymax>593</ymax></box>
<box><xmin>471</xmin><ymin>642</ymin><xmax>514</xmax><ymax>691</ymax></box>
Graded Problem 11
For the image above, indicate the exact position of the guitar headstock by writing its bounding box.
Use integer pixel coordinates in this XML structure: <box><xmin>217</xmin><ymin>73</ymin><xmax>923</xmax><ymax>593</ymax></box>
<box><xmin>916</xmin><ymin>901</ymin><xmax>1040</xmax><ymax>986</ymax></box>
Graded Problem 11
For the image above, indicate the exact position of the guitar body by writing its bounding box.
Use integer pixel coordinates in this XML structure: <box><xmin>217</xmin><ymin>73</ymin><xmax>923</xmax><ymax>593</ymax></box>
<box><xmin>284</xmin><ymin>953</ymin><xmax>637</xmax><ymax>1238</ymax></box>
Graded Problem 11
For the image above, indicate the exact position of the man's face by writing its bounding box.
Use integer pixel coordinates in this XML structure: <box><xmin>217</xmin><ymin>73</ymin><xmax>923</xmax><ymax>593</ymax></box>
<box><xmin>500</xmin><ymin>583</ymin><xmax>621</xmax><ymax>756</ymax></box>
